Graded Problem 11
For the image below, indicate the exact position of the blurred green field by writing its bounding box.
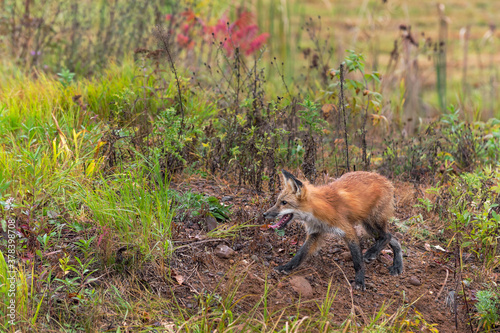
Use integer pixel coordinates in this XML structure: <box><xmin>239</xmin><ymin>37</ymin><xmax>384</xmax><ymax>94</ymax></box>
<box><xmin>254</xmin><ymin>0</ymin><xmax>499</xmax><ymax>119</ymax></box>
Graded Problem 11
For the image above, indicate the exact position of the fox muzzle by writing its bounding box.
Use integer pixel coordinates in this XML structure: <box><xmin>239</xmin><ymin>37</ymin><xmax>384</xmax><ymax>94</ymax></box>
<box><xmin>263</xmin><ymin>209</ymin><xmax>278</xmax><ymax>219</ymax></box>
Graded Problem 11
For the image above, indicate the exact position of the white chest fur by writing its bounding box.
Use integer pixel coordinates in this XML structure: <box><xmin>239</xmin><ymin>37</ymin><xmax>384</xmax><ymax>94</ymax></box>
<box><xmin>294</xmin><ymin>211</ymin><xmax>346</xmax><ymax>237</ymax></box>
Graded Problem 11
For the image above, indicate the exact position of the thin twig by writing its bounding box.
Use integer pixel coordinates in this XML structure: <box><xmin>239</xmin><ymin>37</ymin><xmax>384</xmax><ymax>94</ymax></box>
<box><xmin>331</xmin><ymin>260</ymin><xmax>355</xmax><ymax>320</ymax></box>
<box><xmin>173</xmin><ymin>238</ymin><xmax>230</xmax><ymax>251</ymax></box>
<box><xmin>435</xmin><ymin>267</ymin><xmax>450</xmax><ymax>301</ymax></box>
<box><xmin>154</xmin><ymin>25</ymin><xmax>185</xmax><ymax>135</ymax></box>
<box><xmin>338</xmin><ymin>63</ymin><xmax>349</xmax><ymax>172</ymax></box>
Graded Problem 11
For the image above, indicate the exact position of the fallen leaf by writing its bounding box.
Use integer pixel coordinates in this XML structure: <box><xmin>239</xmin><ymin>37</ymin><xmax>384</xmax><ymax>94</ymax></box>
<box><xmin>171</xmin><ymin>269</ymin><xmax>184</xmax><ymax>285</ymax></box>
<box><xmin>433</xmin><ymin>245</ymin><xmax>447</xmax><ymax>252</ymax></box>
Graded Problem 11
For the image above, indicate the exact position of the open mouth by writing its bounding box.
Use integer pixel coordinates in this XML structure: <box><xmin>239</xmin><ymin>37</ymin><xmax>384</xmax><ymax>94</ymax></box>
<box><xmin>269</xmin><ymin>214</ymin><xmax>293</xmax><ymax>230</ymax></box>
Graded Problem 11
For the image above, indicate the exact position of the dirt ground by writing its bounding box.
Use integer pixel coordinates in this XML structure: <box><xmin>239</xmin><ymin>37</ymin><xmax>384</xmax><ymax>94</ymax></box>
<box><xmin>156</xmin><ymin>175</ymin><xmax>484</xmax><ymax>332</ymax></box>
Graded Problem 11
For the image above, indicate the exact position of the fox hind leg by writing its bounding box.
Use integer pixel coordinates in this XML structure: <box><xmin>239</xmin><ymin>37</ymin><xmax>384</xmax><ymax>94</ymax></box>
<box><xmin>388</xmin><ymin>237</ymin><xmax>404</xmax><ymax>275</ymax></box>
<box><xmin>362</xmin><ymin>221</ymin><xmax>391</xmax><ymax>264</ymax></box>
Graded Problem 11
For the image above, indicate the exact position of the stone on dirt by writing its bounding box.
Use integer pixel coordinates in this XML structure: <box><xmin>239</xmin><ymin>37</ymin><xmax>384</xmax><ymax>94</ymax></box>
<box><xmin>290</xmin><ymin>276</ymin><xmax>313</xmax><ymax>297</ymax></box>
<box><xmin>409</xmin><ymin>276</ymin><xmax>422</xmax><ymax>286</ymax></box>
<box><xmin>214</xmin><ymin>244</ymin><xmax>235</xmax><ymax>259</ymax></box>
<box><xmin>205</xmin><ymin>216</ymin><xmax>218</xmax><ymax>231</ymax></box>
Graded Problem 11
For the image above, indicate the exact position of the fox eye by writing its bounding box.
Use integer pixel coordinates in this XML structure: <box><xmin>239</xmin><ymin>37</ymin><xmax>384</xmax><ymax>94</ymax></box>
<box><xmin>281</xmin><ymin>200</ymin><xmax>287</xmax><ymax>205</ymax></box>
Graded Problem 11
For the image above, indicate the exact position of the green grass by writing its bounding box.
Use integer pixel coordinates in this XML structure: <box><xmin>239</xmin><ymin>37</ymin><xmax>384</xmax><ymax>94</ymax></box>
<box><xmin>1</xmin><ymin>1</ymin><xmax>500</xmax><ymax>331</ymax></box>
<box><xmin>0</xmin><ymin>60</ymin><xmax>442</xmax><ymax>332</ymax></box>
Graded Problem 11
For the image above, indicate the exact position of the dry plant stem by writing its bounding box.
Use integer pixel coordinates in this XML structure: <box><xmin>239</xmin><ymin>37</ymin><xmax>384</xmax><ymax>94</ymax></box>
<box><xmin>436</xmin><ymin>4</ymin><xmax>448</xmax><ymax>111</ymax></box>
<box><xmin>269</xmin><ymin>309</ymin><xmax>287</xmax><ymax>332</ymax></box>
<box><xmin>173</xmin><ymin>238</ymin><xmax>230</xmax><ymax>251</ymax></box>
<box><xmin>456</xmin><ymin>238</ymin><xmax>475</xmax><ymax>333</ymax></box>
<box><xmin>354</xmin><ymin>305</ymin><xmax>368</xmax><ymax>325</ymax></box>
<box><xmin>462</xmin><ymin>25</ymin><xmax>470</xmax><ymax>106</ymax></box>
<box><xmin>338</xmin><ymin>63</ymin><xmax>349</xmax><ymax>172</ymax></box>
<box><xmin>342</xmin><ymin>319</ymin><xmax>351</xmax><ymax>333</ymax></box>
<box><xmin>331</xmin><ymin>259</ymin><xmax>355</xmax><ymax>319</ymax></box>
<box><xmin>155</xmin><ymin>25</ymin><xmax>185</xmax><ymax>134</ymax></box>
<box><xmin>361</xmin><ymin>97</ymin><xmax>370</xmax><ymax>170</ymax></box>
<box><xmin>291</xmin><ymin>316</ymin><xmax>309</xmax><ymax>332</ymax></box>
<box><xmin>434</xmin><ymin>267</ymin><xmax>450</xmax><ymax>301</ymax></box>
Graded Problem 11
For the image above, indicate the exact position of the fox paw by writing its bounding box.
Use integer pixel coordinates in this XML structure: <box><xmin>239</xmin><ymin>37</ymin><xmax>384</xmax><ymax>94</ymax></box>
<box><xmin>363</xmin><ymin>254</ymin><xmax>377</xmax><ymax>263</ymax></box>
<box><xmin>352</xmin><ymin>280</ymin><xmax>366</xmax><ymax>291</ymax></box>
<box><xmin>388</xmin><ymin>265</ymin><xmax>403</xmax><ymax>276</ymax></box>
<box><xmin>275</xmin><ymin>265</ymin><xmax>292</xmax><ymax>274</ymax></box>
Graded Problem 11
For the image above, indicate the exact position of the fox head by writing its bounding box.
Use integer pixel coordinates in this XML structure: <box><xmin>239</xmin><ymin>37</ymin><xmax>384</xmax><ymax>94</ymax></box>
<box><xmin>263</xmin><ymin>170</ymin><xmax>309</xmax><ymax>230</ymax></box>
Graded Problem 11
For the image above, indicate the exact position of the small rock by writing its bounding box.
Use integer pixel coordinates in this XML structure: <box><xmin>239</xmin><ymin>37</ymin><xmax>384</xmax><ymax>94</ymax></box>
<box><xmin>290</xmin><ymin>276</ymin><xmax>313</xmax><ymax>297</ymax></box>
<box><xmin>205</xmin><ymin>216</ymin><xmax>218</xmax><ymax>231</ymax></box>
<box><xmin>409</xmin><ymin>276</ymin><xmax>421</xmax><ymax>286</ymax></box>
<box><xmin>214</xmin><ymin>244</ymin><xmax>235</xmax><ymax>259</ymax></box>
<box><xmin>366</xmin><ymin>282</ymin><xmax>376</xmax><ymax>290</ymax></box>
<box><xmin>251</xmin><ymin>254</ymin><xmax>259</xmax><ymax>262</ymax></box>
<box><xmin>341</xmin><ymin>252</ymin><xmax>352</xmax><ymax>261</ymax></box>
<box><xmin>221</xmin><ymin>196</ymin><xmax>234</xmax><ymax>202</ymax></box>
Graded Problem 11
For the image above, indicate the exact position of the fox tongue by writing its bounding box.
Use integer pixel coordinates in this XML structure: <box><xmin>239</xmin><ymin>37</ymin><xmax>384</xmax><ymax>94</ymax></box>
<box><xmin>270</xmin><ymin>214</ymin><xmax>291</xmax><ymax>229</ymax></box>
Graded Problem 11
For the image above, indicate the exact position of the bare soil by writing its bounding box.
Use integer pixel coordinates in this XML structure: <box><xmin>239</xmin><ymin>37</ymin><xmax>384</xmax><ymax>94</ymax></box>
<box><xmin>153</xmin><ymin>176</ymin><xmax>485</xmax><ymax>332</ymax></box>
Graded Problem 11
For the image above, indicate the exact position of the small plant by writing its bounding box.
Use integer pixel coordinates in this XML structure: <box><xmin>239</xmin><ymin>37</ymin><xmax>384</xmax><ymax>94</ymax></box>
<box><xmin>168</xmin><ymin>190</ymin><xmax>230</xmax><ymax>222</ymax></box>
<box><xmin>414</xmin><ymin>197</ymin><xmax>433</xmax><ymax>213</ymax></box>
<box><xmin>75</xmin><ymin>236</ymin><xmax>96</xmax><ymax>260</ymax></box>
<box><xmin>446</xmin><ymin>169</ymin><xmax>500</xmax><ymax>267</ymax></box>
<box><xmin>298</xmin><ymin>98</ymin><xmax>327</xmax><ymax>135</ymax></box>
<box><xmin>37</xmin><ymin>232</ymin><xmax>56</xmax><ymax>250</ymax></box>
<box><xmin>474</xmin><ymin>289</ymin><xmax>499</xmax><ymax>332</ymax></box>
<box><xmin>57</xmin><ymin>68</ymin><xmax>76</xmax><ymax>88</ymax></box>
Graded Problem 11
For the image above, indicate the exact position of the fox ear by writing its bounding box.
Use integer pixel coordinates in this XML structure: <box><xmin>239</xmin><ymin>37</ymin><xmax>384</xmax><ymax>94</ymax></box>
<box><xmin>282</xmin><ymin>169</ymin><xmax>303</xmax><ymax>197</ymax></box>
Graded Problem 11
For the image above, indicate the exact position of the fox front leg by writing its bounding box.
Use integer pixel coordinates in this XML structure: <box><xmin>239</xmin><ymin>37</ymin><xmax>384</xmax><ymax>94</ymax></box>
<box><xmin>347</xmin><ymin>240</ymin><xmax>366</xmax><ymax>291</ymax></box>
<box><xmin>276</xmin><ymin>233</ymin><xmax>322</xmax><ymax>273</ymax></box>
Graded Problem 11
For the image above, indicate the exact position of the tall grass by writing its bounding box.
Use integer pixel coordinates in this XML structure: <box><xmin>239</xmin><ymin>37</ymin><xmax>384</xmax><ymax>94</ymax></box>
<box><xmin>75</xmin><ymin>166</ymin><xmax>175</xmax><ymax>256</ymax></box>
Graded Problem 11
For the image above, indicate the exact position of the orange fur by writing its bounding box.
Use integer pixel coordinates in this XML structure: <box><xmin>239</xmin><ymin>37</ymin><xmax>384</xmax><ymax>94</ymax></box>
<box><xmin>269</xmin><ymin>171</ymin><xmax>394</xmax><ymax>238</ymax></box>
<box><xmin>264</xmin><ymin>170</ymin><xmax>403</xmax><ymax>289</ymax></box>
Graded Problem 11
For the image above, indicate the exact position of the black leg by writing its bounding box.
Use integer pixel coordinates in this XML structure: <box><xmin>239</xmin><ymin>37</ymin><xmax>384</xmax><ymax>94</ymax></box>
<box><xmin>364</xmin><ymin>233</ymin><xmax>391</xmax><ymax>263</ymax></box>
<box><xmin>362</xmin><ymin>222</ymin><xmax>391</xmax><ymax>263</ymax></box>
<box><xmin>388</xmin><ymin>237</ymin><xmax>404</xmax><ymax>275</ymax></box>
<box><xmin>276</xmin><ymin>233</ymin><xmax>321</xmax><ymax>273</ymax></box>
<box><xmin>347</xmin><ymin>241</ymin><xmax>366</xmax><ymax>290</ymax></box>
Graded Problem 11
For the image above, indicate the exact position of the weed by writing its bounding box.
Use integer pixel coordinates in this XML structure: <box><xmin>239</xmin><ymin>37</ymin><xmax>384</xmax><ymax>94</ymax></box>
<box><xmin>474</xmin><ymin>289</ymin><xmax>499</xmax><ymax>331</ymax></box>
<box><xmin>57</xmin><ymin>68</ymin><xmax>76</xmax><ymax>88</ymax></box>
<box><xmin>168</xmin><ymin>189</ymin><xmax>231</xmax><ymax>223</ymax></box>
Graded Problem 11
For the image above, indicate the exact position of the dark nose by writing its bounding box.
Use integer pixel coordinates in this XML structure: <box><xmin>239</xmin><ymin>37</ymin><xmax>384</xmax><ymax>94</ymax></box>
<box><xmin>263</xmin><ymin>212</ymin><xmax>267</xmax><ymax>218</ymax></box>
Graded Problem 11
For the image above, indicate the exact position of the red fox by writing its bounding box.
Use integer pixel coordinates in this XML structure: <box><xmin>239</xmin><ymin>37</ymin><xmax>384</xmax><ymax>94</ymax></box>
<box><xmin>264</xmin><ymin>170</ymin><xmax>403</xmax><ymax>290</ymax></box>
